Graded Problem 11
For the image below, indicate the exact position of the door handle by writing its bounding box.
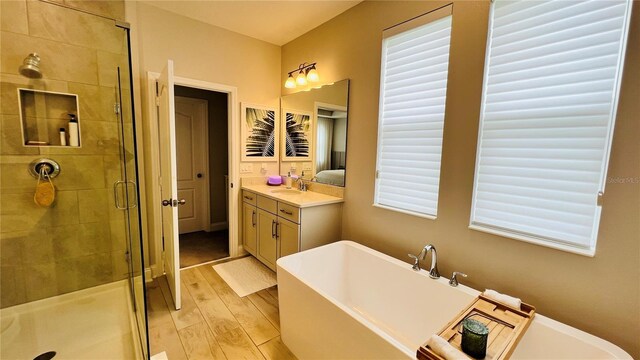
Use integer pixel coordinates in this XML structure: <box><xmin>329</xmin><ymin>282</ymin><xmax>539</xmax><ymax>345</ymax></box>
<box><xmin>275</xmin><ymin>222</ymin><xmax>280</xmax><ymax>239</ymax></box>
<box><xmin>162</xmin><ymin>198</ymin><xmax>186</xmax><ymax>207</ymax></box>
<box><xmin>252</xmin><ymin>210</ymin><xmax>256</xmax><ymax>227</ymax></box>
<box><xmin>114</xmin><ymin>180</ymin><xmax>127</xmax><ymax>210</ymax></box>
<box><xmin>126</xmin><ymin>180</ymin><xmax>138</xmax><ymax>208</ymax></box>
<box><xmin>271</xmin><ymin>220</ymin><xmax>276</xmax><ymax>238</ymax></box>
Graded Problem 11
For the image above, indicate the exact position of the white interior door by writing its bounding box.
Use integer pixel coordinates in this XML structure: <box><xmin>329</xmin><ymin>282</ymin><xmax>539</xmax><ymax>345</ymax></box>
<box><xmin>157</xmin><ymin>60</ymin><xmax>181</xmax><ymax>310</ymax></box>
<box><xmin>175</xmin><ymin>97</ymin><xmax>209</xmax><ymax>234</ymax></box>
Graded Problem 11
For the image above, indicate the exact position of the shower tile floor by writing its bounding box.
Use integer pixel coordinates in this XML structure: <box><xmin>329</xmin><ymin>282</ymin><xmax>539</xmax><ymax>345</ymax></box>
<box><xmin>0</xmin><ymin>280</ymin><xmax>140</xmax><ymax>359</ymax></box>
<box><xmin>147</xmin><ymin>262</ymin><xmax>296</xmax><ymax>359</ymax></box>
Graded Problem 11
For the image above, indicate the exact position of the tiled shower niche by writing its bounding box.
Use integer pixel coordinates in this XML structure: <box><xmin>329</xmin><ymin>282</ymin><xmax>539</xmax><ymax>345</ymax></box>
<box><xmin>18</xmin><ymin>88</ymin><xmax>81</xmax><ymax>147</ymax></box>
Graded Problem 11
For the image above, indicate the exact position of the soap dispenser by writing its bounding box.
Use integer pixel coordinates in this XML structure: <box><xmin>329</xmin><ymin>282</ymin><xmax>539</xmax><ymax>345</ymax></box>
<box><xmin>68</xmin><ymin>113</ymin><xmax>79</xmax><ymax>147</ymax></box>
<box><xmin>285</xmin><ymin>172</ymin><xmax>292</xmax><ymax>189</ymax></box>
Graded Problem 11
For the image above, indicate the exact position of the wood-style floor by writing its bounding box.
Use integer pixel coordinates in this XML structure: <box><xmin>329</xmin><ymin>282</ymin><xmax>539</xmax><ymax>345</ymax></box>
<box><xmin>179</xmin><ymin>230</ymin><xmax>230</xmax><ymax>268</ymax></box>
<box><xmin>146</xmin><ymin>262</ymin><xmax>297</xmax><ymax>360</ymax></box>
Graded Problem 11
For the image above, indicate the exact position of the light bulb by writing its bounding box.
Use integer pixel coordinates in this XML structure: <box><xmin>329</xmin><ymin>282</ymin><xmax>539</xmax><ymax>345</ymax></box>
<box><xmin>296</xmin><ymin>71</ymin><xmax>307</xmax><ymax>86</ymax></box>
<box><xmin>285</xmin><ymin>74</ymin><xmax>296</xmax><ymax>89</ymax></box>
<box><xmin>307</xmin><ymin>67</ymin><xmax>319</xmax><ymax>82</ymax></box>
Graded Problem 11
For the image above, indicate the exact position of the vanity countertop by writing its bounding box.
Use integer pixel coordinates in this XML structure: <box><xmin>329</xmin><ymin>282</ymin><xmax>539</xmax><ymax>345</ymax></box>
<box><xmin>242</xmin><ymin>184</ymin><xmax>344</xmax><ymax>208</ymax></box>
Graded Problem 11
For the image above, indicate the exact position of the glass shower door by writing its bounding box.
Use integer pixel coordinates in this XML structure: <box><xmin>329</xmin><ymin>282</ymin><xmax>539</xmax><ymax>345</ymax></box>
<box><xmin>114</xmin><ymin>27</ymin><xmax>149</xmax><ymax>359</ymax></box>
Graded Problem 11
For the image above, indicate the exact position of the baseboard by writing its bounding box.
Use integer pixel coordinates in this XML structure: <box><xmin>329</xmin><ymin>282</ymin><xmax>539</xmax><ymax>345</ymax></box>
<box><xmin>144</xmin><ymin>268</ymin><xmax>153</xmax><ymax>282</ymax></box>
<box><xmin>209</xmin><ymin>221</ymin><xmax>229</xmax><ymax>232</ymax></box>
<box><xmin>150</xmin><ymin>264</ymin><xmax>163</xmax><ymax>279</ymax></box>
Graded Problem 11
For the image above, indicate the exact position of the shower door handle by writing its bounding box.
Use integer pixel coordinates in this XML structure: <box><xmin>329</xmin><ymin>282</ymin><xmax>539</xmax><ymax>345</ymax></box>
<box><xmin>113</xmin><ymin>180</ymin><xmax>127</xmax><ymax>210</ymax></box>
<box><xmin>126</xmin><ymin>180</ymin><xmax>138</xmax><ymax>208</ymax></box>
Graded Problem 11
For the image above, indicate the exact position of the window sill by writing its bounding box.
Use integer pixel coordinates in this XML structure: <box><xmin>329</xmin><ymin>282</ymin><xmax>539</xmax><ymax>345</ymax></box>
<box><xmin>373</xmin><ymin>203</ymin><xmax>437</xmax><ymax>221</ymax></box>
<box><xmin>468</xmin><ymin>223</ymin><xmax>596</xmax><ymax>257</ymax></box>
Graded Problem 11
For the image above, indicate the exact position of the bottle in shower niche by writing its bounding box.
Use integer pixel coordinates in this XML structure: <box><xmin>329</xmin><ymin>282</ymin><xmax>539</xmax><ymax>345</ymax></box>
<box><xmin>59</xmin><ymin>128</ymin><xmax>67</xmax><ymax>146</ymax></box>
<box><xmin>68</xmin><ymin>113</ymin><xmax>79</xmax><ymax>147</ymax></box>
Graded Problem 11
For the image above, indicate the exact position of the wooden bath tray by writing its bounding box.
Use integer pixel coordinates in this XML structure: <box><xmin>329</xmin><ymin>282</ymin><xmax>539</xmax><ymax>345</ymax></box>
<box><xmin>417</xmin><ymin>295</ymin><xmax>535</xmax><ymax>360</ymax></box>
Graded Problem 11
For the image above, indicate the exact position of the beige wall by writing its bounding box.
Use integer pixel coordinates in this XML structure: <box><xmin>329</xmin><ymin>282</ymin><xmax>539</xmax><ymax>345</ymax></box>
<box><xmin>282</xmin><ymin>1</ymin><xmax>640</xmax><ymax>357</ymax></box>
<box><xmin>132</xmin><ymin>2</ymin><xmax>281</xmax><ymax>266</ymax></box>
<box><xmin>0</xmin><ymin>0</ymin><xmax>132</xmax><ymax>307</ymax></box>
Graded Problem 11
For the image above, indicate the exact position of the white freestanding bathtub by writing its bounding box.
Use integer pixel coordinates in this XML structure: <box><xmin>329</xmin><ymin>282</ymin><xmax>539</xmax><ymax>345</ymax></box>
<box><xmin>277</xmin><ymin>241</ymin><xmax>632</xmax><ymax>360</ymax></box>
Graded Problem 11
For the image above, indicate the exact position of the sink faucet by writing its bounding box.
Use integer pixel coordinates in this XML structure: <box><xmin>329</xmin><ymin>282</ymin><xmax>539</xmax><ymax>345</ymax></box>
<box><xmin>409</xmin><ymin>244</ymin><xmax>440</xmax><ymax>278</ymax></box>
<box><xmin>296</xmin><ymin>177</ymin><xmax>307</xmax><ymax>192</ymax></box>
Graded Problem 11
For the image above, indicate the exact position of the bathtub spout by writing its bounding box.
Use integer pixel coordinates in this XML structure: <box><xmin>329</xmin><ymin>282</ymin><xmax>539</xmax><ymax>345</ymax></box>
<box><xmin>421</xmin><ymin>245</ymin><xmax>440</xmax><ymax>279</ymax></box>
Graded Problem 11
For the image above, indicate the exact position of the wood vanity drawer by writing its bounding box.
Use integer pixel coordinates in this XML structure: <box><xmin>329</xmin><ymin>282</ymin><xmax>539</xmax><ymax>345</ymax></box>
<box><xmin>278</xmin><ymin>202</ymin><xmax>300</xmax><ymax>224</ymax></box>
<box><xmin>257</xmin><ymin>195</ymin><xmax>278</xmax><ymax>214</ymax></box>
<box><xmin>242</xmin><ymin>190</ymin><xmax>257</xmax><ymax>206</ymax></box>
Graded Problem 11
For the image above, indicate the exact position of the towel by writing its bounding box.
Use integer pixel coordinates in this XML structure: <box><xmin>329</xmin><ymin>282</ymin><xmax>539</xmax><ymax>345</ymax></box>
<box><xmin>483</xmin><ymin>289</ymin><xmax>521</xmax><ymax>310</ymax></box>
<box><xmin>427</xmin><ymin>335</ymin><xmax>468</xmax><ymax>360</ymax></box>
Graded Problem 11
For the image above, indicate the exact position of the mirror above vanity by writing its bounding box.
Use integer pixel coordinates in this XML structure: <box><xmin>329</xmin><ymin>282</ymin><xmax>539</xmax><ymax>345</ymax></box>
<box><xmin>280</xmin><ymin>79</ymin><xmax>350</xmax><ymax>187</ymax></box>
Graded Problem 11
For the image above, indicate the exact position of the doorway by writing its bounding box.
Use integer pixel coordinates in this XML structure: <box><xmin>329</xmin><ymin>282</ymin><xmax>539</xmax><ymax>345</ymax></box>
<box><xmin>149</xmin><ymin>62</ymin><xmax>240</xmax><ymax>310</ymax></box>
<box><xmin>174</xmin><ymin>86</ymin><xmax>230</xmax><ymax>268</ymax></box>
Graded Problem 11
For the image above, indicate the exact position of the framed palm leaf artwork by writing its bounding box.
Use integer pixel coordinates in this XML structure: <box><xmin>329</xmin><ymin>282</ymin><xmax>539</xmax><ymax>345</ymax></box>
<box><xmin>281</xmin><ymin>109</ymin><xmax>312</xmax><ymax>161</ymax></box>
<box><xmin>241</xmin><ymin>103</ymin><xmax>278</xmax><ymax>161</ymax></box>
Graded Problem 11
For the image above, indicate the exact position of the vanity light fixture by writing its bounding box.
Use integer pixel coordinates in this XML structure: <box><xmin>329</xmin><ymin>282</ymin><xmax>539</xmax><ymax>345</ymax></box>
<box><xmin>306</xmin><ymin>65</ymin><xmax>319</xmax><ymax>82</ymax></box>
<box><xmin>284</xmin><ymin>62</ymin><xmax>319</xmax><ymax>89</ymax></box>
<box><xmin>285</xmin><ymin>74</ymin><xmax>296</xmax><ymax>89</ymax></box>
<box><xmin>296</xmin><ymin>70</ymin><xmax>308</xmax><ymax>86</ymax></box>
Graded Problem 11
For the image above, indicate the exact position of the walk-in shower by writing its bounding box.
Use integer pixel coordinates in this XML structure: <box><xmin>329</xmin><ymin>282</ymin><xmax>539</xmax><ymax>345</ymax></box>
<box><xmin>0</xmin><ymin>1</ymin><xmax>148</xmax><ymax>358</ymax></box>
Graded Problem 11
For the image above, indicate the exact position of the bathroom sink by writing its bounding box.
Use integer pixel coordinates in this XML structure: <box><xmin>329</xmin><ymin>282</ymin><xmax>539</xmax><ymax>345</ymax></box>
<box><xmin>271</xmin><ymin>189</ymin><xmax>301</xmax><ymax>195</ymax></box>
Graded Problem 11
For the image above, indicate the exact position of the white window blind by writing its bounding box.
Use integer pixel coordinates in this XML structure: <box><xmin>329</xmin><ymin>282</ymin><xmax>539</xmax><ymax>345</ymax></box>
<box><xmin>470</xmin><ymin>0</ymin><xmax>633</xmax><ymax>255</ymax></box>
<box><xmin>374</xmin><ymin>7</ymin><xmax>453</xmax><ymax>219</ymax></box>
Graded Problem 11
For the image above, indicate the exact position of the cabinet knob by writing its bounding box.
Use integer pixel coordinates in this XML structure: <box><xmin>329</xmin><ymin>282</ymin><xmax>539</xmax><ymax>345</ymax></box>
<box><xmin>197</xmin><ymin>173</ymin><xmax>203</xmax><ymax>178</ymax></box>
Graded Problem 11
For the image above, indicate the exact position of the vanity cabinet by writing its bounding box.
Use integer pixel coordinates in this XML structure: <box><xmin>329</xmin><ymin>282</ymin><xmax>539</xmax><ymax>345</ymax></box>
<box><xmin>242</xmin><ymin>202</ymin><xmax>257</xmax><ymax>254</ymax></box>
<box><xmin>242</xmin><ymin>189</ymin><xmax>340</xmax><ymax>271</ymax></box>
<box><xmin>256</xmin><ymin>209</ymin><xmax>278</xmax><ymax>269</ymax></box>
<box><xmin>278</xmin><ymin>218</ymin><xmax>300</xmax><ymax>258</ymax></box>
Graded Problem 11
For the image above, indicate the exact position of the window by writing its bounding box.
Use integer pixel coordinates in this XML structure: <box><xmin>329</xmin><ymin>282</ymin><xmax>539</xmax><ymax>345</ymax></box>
<box><xmin>470</xmin><ymin>0</ymin><xmax>633</xmax><ymax>255</ymax></box>
<box><xmin>374</xmin><ymin>6</ymin><xmax>453</xmax><ymax>219</ymax></box>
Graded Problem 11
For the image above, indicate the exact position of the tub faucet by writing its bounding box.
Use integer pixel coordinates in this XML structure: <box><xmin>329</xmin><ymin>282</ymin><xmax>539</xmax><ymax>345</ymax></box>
<box><xmin>408</xmin><ymin>244</ymin><xmax>440</xmax><ymax>278</ymax></box>
<box><xmin>421</xmin><ymin>244</ymin><xmax>440</xmax><ymax>279</ymax></box>
<box><xmin>408</xmin><ymin>253</ymin><xmax>421</xmax><ymax>271</ymax></box>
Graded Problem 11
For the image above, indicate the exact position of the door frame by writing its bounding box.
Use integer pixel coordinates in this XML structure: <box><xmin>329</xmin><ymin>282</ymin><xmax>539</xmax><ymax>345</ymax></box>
<box><xmin>146</xmin><ymin>72</ymin><xmax>240</xmax><ymax>278</ymax></box>
<box><xmin>175</xmin><ymin>96</ymin><xmax>210</xmax><ymax>234</ymax></box>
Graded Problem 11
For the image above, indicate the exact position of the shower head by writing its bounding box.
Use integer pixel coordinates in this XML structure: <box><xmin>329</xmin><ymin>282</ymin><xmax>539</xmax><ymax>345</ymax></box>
<box><xmin>19</xmin><ymin>53</ymin><xmax>42</xmax><ymax>78</ymax></box>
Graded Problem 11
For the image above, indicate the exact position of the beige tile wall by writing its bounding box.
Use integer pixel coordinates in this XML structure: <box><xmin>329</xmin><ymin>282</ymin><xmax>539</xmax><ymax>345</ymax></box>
<box><xmin>0</xmin><ymin>0</ymin><xmax>129</xmax><ymax>308</ymax></box>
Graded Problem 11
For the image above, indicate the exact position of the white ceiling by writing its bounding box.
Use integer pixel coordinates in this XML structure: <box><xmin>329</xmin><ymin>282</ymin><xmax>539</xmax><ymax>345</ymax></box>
<box><xmin>141</xmin><ymin>0</ymin><xmax>363</xmax><ymax>46</ymax></box>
